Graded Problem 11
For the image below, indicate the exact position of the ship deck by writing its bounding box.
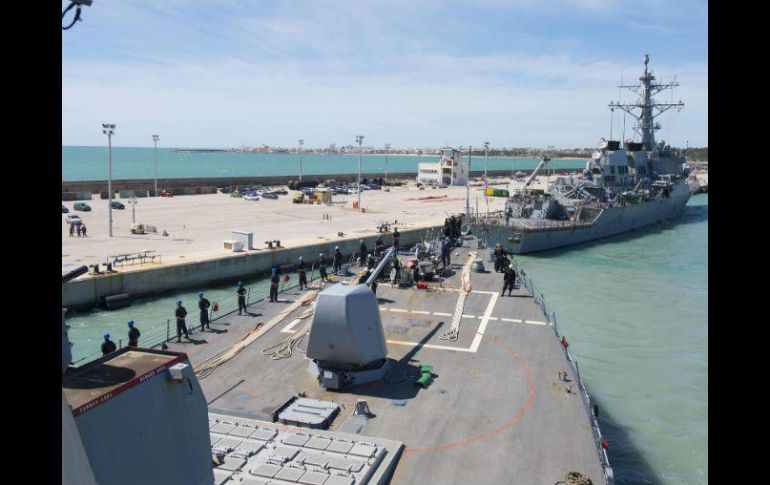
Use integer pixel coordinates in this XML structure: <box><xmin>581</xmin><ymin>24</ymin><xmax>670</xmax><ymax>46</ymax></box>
<box><xmin>162</xmin><ymin>236</ymin><xmax>607</xmax><ymax>485</ymax></box>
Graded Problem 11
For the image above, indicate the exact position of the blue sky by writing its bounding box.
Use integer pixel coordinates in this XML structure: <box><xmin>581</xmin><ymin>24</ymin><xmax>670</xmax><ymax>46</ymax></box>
<box><xmin>62</xmin><ymin>0</ymin><xmax>707</xmax><ymax>149</ymax></box>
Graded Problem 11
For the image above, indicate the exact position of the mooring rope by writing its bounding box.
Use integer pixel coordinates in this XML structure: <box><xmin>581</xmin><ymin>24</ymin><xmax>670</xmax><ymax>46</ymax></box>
<box><xmin>439</xmin><ymin>250</ymin><xmax>475</xmax><ymax>341</ymax></box>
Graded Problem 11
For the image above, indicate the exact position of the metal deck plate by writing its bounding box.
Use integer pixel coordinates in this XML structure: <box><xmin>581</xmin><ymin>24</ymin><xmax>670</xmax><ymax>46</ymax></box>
<box><xmin>209</xmin><ymin>413</ymin><xmax>403</xmax><ymax>485</ymax></box>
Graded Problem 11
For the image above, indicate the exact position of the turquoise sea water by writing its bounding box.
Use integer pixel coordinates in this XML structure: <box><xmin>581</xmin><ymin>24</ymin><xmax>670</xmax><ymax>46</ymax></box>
<box><xmin>62</xmin><ymin>146</ymin><xmax>586</xmax><ymax>181</ymax></box>
<box><xmin>64</xmin><ymin>194</ymin><xmax>707</xmax><ymax>485</ymax></box>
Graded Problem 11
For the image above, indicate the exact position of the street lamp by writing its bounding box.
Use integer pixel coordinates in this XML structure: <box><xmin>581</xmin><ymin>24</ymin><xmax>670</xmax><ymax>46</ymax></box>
<box><xmin>152</xmin><ymin>134</ymin><xmax>159</xmax><ymax>197</ymax></box>
<box><xmin>130</xmin><ymin>196</ymin><xmax>138</xmax><ymax>224</ymax></box>
<box><xmin>484</xmin><ymin>141</ymin><xmax>490</xmax><ymax>215</ymax></box>
<box><xmin>356</xmin><ymin>135</ymin><xmax>364</xmax><ymax>211</ymax></box>
<box><xmin>102</xmin><ymin>123</ymin><xmax>115</xmax><ymax>237</ymax></box>
<box><xmin>384</xmin><ymin>143</ymin><xmax>390</xmax><ymax>184</ymax></box>
<box><xmin>298</xmin><ymin>139</ymin><xmax>304</xmax><ymax>181</ymax></box>
<box><xmin>466</xmin><ymin>145</ymin><xmax>472</xmax><ymax>217</ymax></box>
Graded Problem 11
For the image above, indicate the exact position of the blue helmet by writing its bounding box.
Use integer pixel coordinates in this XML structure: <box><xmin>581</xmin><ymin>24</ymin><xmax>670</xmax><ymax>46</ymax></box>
<box><xmin>103</xmin><ymin>333</ymin><xmax>110</xmax><ymax>340</ymax></box>
<box><xmin>198</xmin><ymin>291</ymin><xmax>204</xmax><ymax>297</ymax></box>
<box><xmin>238</xmin><ymin>281</ymin><xmax>243</xmax><ymax>286</ymax></box>
<box><xmin>176</xmin><ymin>300</ymin><xmax>182</xmax><ymax>305</ymax></box>
<box><xmin>272</xmin><ymin>268</ymin><xmax>277</xmax><ymax>274</ymax></box>
<box><xmin>127</xmin><ymin>320</ymin><xmax>134</xmax><ymax>327</ymax></box>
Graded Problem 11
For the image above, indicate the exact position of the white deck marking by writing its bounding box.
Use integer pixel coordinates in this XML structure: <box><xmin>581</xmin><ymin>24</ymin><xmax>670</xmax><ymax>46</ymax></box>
<box><xmin>525</xmin><ymin>320</ymin><xmax>547</xmax><ymax>325</ymax></box>
<box><xmin>461</xmin><ymin>314</ymin><xmax>476</xmax><ymax>319</ymax></box>
<box><xmin>389</xmin><ymin>308</ymin><xmax>408</xmax><ymax>313</ymax></box>
<box><xmin>410</xmin><ymin>310</ymin><xmax>431</xmax><ymax>315</ymax></box>
<box><xmin>433</xmin><ymin>312</ymin><xmax>452</xmax><ymax>317</ymax></box>
<box><xmin>469</xmin><ymin>292</ymin><xmax>499</xmax><ymax>353</ymax></box>
<box><xmin>280</xmin><ymin>318</ymin><xmax>304</xmax><ymax>334</ymax></box>
<box><xmin>385</xmin><ymin>339</ymin><xmax>476</xmax><ymax>353</ymax></box>
<box><xmin>500</xmin><ymin>318</ymin><xmax>522</xmax><ymax>323</ymax></box>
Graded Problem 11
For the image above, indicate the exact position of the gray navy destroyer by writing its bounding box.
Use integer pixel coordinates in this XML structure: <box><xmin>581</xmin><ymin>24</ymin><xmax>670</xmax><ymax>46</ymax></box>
<box><xmin>492</xmin><ymin>55</ymin><xmax>690</xmax><ymax>254</ymax></box>
<box><xmin>62</xmin><ymin>228</ymin><xmax>614</xmax><ymax>484</ymax></box>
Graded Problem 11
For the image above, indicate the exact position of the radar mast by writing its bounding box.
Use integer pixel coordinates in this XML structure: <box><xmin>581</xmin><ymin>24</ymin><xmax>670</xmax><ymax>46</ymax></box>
<box><xmin>609</xmin><ymin>54</ymin><xmax>684</xmax><ymax>152</ymax></box>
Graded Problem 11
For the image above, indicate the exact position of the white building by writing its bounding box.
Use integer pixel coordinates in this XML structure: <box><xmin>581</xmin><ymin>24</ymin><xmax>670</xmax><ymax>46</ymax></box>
<box><xmin>417</xmin><ymin>147</ymin><xmax>468</xmax><ymax>186</ymax></box>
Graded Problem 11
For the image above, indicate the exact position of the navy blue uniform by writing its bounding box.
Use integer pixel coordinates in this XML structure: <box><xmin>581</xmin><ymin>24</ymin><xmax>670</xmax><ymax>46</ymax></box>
<box><xmin>175</xmin><ymin>306</ymin><xmax>189</xmax><ymax>341</ymax></box>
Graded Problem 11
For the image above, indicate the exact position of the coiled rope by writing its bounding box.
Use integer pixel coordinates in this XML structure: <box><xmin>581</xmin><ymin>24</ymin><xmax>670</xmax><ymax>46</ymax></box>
<box><xmin>554</xmin><ymin>471</ymin><xmax>593</xmax><ymax>485</ymax></box>
<box><xmin>195</xmin><ymin>289</ymin><xmax>319</xmax><ymax>379</ymax></box>
<box><xmin>261</xmin><ymin>307</ymin><xmax>315</xmax><ymax>360</ymax></box>
<box><xmin>439</xmin><ymin>251</ymin><xmax>475</xmax><ymax>341</ymax></box>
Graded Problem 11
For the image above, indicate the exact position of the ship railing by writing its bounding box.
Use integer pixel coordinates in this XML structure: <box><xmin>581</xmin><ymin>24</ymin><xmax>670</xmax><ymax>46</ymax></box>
<box><xmin>517</xmin><ymin>268</ymin><xmax>615</xmax><ymax>485</ymax></box>
<box><xmin>69</xmin><ymin>272</ymin><xmax>315</xmax><ymax>367</ymax></box>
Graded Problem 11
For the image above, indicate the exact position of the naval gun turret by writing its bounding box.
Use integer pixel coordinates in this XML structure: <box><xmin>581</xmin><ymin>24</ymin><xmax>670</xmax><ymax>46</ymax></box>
<box><xmin>306</xmin><ymin>283</ymin><xmax>391</xmax><ymax>390</ymax></box>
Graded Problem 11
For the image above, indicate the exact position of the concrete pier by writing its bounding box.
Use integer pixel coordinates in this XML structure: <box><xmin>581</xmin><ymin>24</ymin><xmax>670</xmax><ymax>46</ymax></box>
<box><xmin>62</xmin><ymin>183</ymin><xmax>509</xmax><ymax>308</ymax></box>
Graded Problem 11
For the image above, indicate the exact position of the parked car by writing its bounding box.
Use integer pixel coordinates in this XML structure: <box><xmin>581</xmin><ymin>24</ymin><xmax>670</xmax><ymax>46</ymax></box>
<box><xmin>272</xmin><ymin>188</ymin><xmax>288</xmax><ymax>195</ymax></box>
<box><xmin>243</xmin><ymin>193</ymin><xmax>261</xmax><ymax>201</ymax></box>
<box><xmin>74</xmin><ymin>202</ymin><xmax>91</xmax><ymax>212</ymax></box>
<box><xmin>66</xmin><ymin>214</ymin><xmax>82</xmax><ymax>225</ymax></box>
<box><xmin>259</xmin><ymin>191</ymin><xmax>278</xmax><ymax>199</ymax></box>
<box><xmin>111</xmin><ymin>201</ymin><xmax>125</xmax><ymax>209</ymax></box>
<box><xmin>61</xmin><ymin>205</ymin><xmax>69</xmax><ymax>213</ymax></box>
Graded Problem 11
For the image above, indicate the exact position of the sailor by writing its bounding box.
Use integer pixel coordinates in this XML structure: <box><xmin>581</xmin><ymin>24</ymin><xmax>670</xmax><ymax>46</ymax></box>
<box><xmin>69</xmin><ymin>223</ymin><xmax>75</xmax><ymax>237</ymax></box>
<box><xmin>175</xmin><ymin>300</ymin><xmax>190</xmax><ymax>342</ymax></box>
<box><xmin>441</xmin><ymin>237</ymin><xmax>450</xmax><ymax>269</ymax></box>
<box><xmin>198</xmin><ymin>292</ymin><xmax>211</xmax><ymax>331</ymax></box>
<box><xmin>127</xmin><ymin>320</ymin><xmax>140</xmax><ymax>347</ymax></box>
<box><xmin>501</xmin><ymin>252</ymin><xmax>511</xmax><ymax>270</ymax></box>
<box><xmin>505</xmin><ymin>207</ymin><xmax>512</xmax><ymax>225</ymax></box>
<box><xmin>101</xmin><ymin>333</ymin><xmax>117</xmax><ymax>355</ymax></box>
<box><xmin>76</xmin><ymin>224</ymin><xmax>82</xmax><ymax>237</ymax></box>
<box><xmin>297</xmin><ymin>256</ymin><xmax>308</xmax><ymax>290</ymax></box>
<box><xmin>374</xmin><ymin>235</ymin><xmax>384</xmax><ymax>257</ymax></box>
<box><xmin>236</xmin><ymin>282</ymin><xmax>247</xmax><ymax>314</ymax></box>
<box><xmin>359</xmin><ymin>239</ymin><xmax>368</xmax><ymax>264</ymax></box>
<box><xmin>333</xmin><ymin>246</ymin><xmax>343</xmax><ymax>274</ymax></box>
<box><xmin>389</xmin><ymin>257</ymin><xmax>401</xmax><ymax>285</ymax></box>
<box><xmin>493</xmin><ymin>243</ymin><xmax>504</xmax><ymax>272</ymax></box>
<box><xmin>269</xmin><ymin>268</ymin><xmax>280</xmax><ymax>302</ymax></box>
<box><xmin>358</xmin><ymin>270</ymin><xmax>369</xmax><ymax>285</ymax></box>
<box><xmin>366</xmin><ymin>254</ymin><xmax>376</xmax><ymax>270</ymax></box>
<box><xmin>392</xmin><ymin>227</ymin><xmax>400</xmax><ymax>252</ymax></box>
<box><xmin>501</xmin><ymin>264</ymin><xmax>516</xmax><ymax>296</ymax></box>
<box><xmin>317</xmin><ymin>253</ymin><xmax>328</xmax><ymax>281</ymax></box>
<box><xmin>81</xmin><ymin>224</ymin><xmax>87</xmax><ymax>237</ymax></box>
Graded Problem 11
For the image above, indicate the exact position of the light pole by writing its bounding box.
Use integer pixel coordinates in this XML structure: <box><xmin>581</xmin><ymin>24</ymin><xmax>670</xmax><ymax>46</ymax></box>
<box><xmin>356</xmin><ymin>135</ymin><xmax>364</xmax><ymax>211</ymax></box>
<box><xmin>130</xmin><ymin>196</ymin><xmax>137</xmax><ymax>224</ymax></box>
<box><xmin>103</xmin><ymin>123</ymin><xmax>115</xmax><ymax>237</ymax></box>
<box><xmin>484</xmin><ymin>141</ymin><xmax>489</xmax><ymax>186</ymax></box>
<box><xmin>484</xmin><ymin>141</ymin><xmax>490</xmax><ymax>215</ymax></box>
<box><xmin>466</xmin><ymin>146</ymin><xmax>472</xmax><ymax>217</ymax></box>
<box><xmin>384</xmin><ymin>143</ymin><xmax>390</xmax><ymax>184</ymax></box>
<box><xmin>152</xmin><ymin>134</ymin><xmax>159</xmax><ymax>197</ymax></box>
<box><xmin>298</xmin><ymin>139</ymin><xmax>304</xmax><ymax>181</ymax></box>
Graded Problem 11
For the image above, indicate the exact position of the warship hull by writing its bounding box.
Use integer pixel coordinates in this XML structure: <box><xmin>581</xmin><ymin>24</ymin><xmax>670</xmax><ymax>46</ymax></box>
<box><xmin>502</xmin><ymin>184</ymin><xmax>691</xmax><ymax>254</ymax></box>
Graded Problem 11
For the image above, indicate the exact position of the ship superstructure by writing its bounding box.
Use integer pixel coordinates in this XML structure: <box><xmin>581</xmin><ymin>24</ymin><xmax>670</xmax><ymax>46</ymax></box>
<box><xmin>488</xmin><ymin>55</ymin><xmax>691</xmax><ymax>254</ymax></box>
